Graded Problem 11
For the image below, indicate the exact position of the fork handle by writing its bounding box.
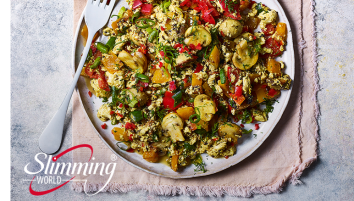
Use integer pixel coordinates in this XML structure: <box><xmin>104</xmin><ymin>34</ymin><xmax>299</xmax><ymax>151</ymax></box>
<box><xmin>38</xmin><ymin>32</ymin><xmax>96</xmax><ymax>154</ymax></box>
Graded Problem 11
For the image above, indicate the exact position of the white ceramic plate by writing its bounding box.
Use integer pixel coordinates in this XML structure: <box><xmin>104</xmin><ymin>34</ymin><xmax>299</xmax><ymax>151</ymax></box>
<box><xmin>72</xmin><ymin>0</ymin><xmax>294</xmax><ymax>179</ymax></box>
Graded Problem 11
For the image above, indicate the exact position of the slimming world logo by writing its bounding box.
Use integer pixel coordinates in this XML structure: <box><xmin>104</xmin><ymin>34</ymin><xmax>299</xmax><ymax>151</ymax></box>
<box><xmin>24</xmin><ymin>144</ymin><xmax>117</xmax><ymax>196</ymax></box>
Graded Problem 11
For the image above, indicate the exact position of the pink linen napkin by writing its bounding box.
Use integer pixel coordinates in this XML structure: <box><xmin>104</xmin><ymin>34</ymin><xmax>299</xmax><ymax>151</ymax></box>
<box><xmin>71</xmin><ymin>0</ymin><xmax>319</xmax><ymax>197</ymax></box>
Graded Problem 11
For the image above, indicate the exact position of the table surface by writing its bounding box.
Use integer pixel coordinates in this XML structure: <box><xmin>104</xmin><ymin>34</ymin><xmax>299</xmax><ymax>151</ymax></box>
<box><xmin>11</xmin><ymin>0</ymin><xmax>354</xmax><ymax>200</ymax></box>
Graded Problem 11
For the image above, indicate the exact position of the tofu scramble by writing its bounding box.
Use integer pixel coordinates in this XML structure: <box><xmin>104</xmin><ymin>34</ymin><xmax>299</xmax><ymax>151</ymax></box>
<box><xmin>80</xmin><ymin>0</ymin><xmax>292</xmax><ymax>172</ymax></box>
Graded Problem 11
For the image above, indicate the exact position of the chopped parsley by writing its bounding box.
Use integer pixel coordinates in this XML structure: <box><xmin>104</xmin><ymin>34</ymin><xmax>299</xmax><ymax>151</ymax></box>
<box><xmin>193</xmin><ymin>154</ymin><xmax>207</xmax><ymax>173</ymax></box>
<box><xmin>242</xmin><ymin>128</ymin><xmax>253</xmax><ymax>134</ymax></box>
<box><xmin>183</xmin><ymin>142</ymin><xmax>195</xmax><ymax>151</ymax></box>
<box><xmin>241</xmin><ymin>110</ymin><xmax>253</xmax><ymax>124</ymax></box>
<box><xmin>262</xmin><ymin>98</ymin><xmax>279</xmax><ymax>116</ymax></box>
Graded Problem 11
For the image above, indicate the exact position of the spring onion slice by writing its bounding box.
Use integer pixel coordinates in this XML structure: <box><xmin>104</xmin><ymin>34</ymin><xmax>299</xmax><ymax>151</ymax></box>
<box><xmin>136</xmin><ymin>18</ymin><xmax>156</xmax><ymax>29</ymax></box>
<box><xmin>90</xmin><ymin>57</ymin><xmax>101</xmax><ymax>69</ymax></box>
<box><xmin>189</xmin><ymin>114</ymin><xmax>200</xmax><ymax>124</ymax></box>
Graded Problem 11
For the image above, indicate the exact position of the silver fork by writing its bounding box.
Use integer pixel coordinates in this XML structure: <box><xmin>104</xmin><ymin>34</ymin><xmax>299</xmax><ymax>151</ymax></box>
<box><xmin>39</xmin><ymin>0</ymin><xmax>116</xmax><ymax>154</ymax></box>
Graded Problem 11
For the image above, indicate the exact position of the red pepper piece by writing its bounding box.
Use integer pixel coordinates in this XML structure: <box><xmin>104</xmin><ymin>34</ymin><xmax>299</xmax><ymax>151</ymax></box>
<box><xmin>194</xmin><ymin>63</ymin><xmax>203</xmax><ymax>73</ymax></box>
<box><xmin>195</xmin><ymin>43</ymin><xmax>202</xmax><ymax>50</ymax></box>
<box><xmin>268</xmin><ymin>88</ymin><xmax>277</xmax><ymax>97</ymax></box>
<box><xmin>255</xmin><ymin>124</ymin><xmax>260</xmax><ymax>130</ymax></box>
<box><xmin>169</xmin><ymin>81</ymin><xmax>177</xmax><ymax>91</ymax></box>
<box><xmin>141</xmin><ymin>3</ymin><xmax>153</xmax><ymax>15</ymax></box>
<box><xmin>101</xmin><ymin>123</ymin><xmax>107</xmax><ymax>129</ymax></box>
<box><xmin>163</xmin><ymin>91</ymin><xmax>183</xmax><ymax>110</ymax></box>
<box><xmin>132</xmin><ymin>0</ymin><xmax>143</xmax><ymax>9</ymax></box>
<box><xmin>234</xmin><ymin>86</ymin><xmax>243</xmax><ymax>97</ymax></box>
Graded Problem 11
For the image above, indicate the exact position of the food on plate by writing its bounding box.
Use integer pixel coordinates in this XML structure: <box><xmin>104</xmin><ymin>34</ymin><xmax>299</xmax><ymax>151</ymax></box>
<box><xmin>80</xmin><ymin>0</ymin><xmax>292</xmax><ymax>172</ymax></box>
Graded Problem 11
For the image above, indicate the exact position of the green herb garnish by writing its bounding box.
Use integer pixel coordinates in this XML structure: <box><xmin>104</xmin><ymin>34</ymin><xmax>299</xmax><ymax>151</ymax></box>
<box><xmin>193</xmin><ymin>154</ymin><xmax>207</xmax><ymax>173</ymax></box>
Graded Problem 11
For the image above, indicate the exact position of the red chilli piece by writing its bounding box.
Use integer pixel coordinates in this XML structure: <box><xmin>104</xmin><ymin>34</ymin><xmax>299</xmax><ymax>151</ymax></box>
<box><xmin>110</xmin><ymin>111</ymin><xmax>115</xmax><ymax>115</ymax></box>
<box><xmin>125</xmin><ymin>122</ymin><xmax>136</xmax><ymax>130</ymax></box>
<box><xmin>160</xmin><ymin>50</ymin><xmax>165</xmax><ymax>57</ymax></box>
<box><xmin>116</xmin><ymin>113</ymin><xmax>123</xmax><ymax>118</ymax></box>
<box><xmin>255</xmin><ymin>123</ymin><xmax>260</xmax><ymax>130</ymax></box>
<box><xmin>240</xmin><ymin>124</ymin><xmax>244</xmax><ymax>128</ymax></box>
<box><xmin>101</xmin><ymin>123</ymin><xmax>107</xmax><ymax>129</ymax></box>
<box><xmin>159</xmin><ymin>61</ymin><xmax>163</xmax><ymax>67</ymax></box>
<box><xmin>225</xmin><ymin>155</ymin><xmax>229</xmax><ymax>159</ymax></box>
<box><xmin>126</xmin><ymin>148</ymin><xmax>135</xmax><ymax>153</ymax></box>
<box><xmin>174</xmin><ymin>43</ymin><xmax>183</xmax><ymax>49</ymax></box>
<box><xmin>195</xmin><ymin>43</ymin><xmax>202</xmax><ymax>50</ymax></box>
<box><xmin>161</xmin><ymin>26</ymin><xmax>165</xmax><ymax>31</ymax></box>
<box><xmin>88</xmin><ymin>91</ymin><xmax>92</xmax><ymax>97</ymax></box>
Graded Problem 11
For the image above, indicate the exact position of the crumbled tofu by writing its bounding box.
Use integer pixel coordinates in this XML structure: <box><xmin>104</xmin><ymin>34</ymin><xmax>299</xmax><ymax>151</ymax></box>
<box><xmin>90</xmin><ymin>79</ymin><xmax>110</xmax><ymax>98</ymax></box>
<box><xmin>259</xmin><ymin>10</ymin><xmax>278</xmax><ymax>29</ymax></box>
<box><xmin>97</xmin><ymin>104</ymin><xmax>111</xmax><ymax>122</ymax></box>
<box><xmin>208</xmin><ymin>74</ymin><xmax>216</xmax><ymax>87</ymax></box>
<box><xmin>106</xmin><ymin>72</ymin><xmax>125</xmax><ymax>89</ymax></box>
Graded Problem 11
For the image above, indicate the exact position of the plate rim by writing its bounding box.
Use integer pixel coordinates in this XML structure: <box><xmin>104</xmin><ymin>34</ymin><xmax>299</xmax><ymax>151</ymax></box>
<box><xmin>71</xmin><ymin>0</ymin><xmax>295</xmax><ymax>179</ymax></box>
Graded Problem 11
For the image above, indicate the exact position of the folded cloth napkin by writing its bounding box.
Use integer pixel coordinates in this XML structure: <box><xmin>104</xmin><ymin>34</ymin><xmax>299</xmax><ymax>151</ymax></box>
<box><xmin>71</xmin><ymin>0</ymin><xmax>319</xmax><ymax>197</ymax></box>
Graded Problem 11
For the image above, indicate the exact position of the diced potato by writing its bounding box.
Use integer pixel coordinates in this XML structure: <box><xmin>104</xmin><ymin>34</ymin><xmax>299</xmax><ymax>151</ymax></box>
<box><xmin>274</xmin><ymin>22</ymin><xmax>287</xmax><ymax>41</ymax></box>
<box><xmin>143</xmin><ymin>147</ymin><xmax>159</xmax><ymax>163</ymax></box>
<box><xmin>203</xmin><ymin>82</ymin><xmax>213</xmax><ymax>97</ymax></box>
<box><xmin>267</xmin><ymin>58</ymin><xmax>282</xmax><ymax>74</ymax></box>
<box><xmin>218</xmin><ymin>80</ymin><xmax>230</xmax><ymax>98</ymax></box>
<box><xmin>208</xmin><ymin>46</ymin><xmax>220</xmax><ymax>69</ymax></box>
<box><xmin>102</xmin><ymin>52</ymin><xmax>124</xmax><ymax>74</ymax></box>
<box><xmin>152</xmin><ymin>67</ymin><xmax>172</xmax><ymax>83</ymax></box>
<box><xmin>192</xmin><ymin>73</ymin><xmax>203</xmax><ymax>86</ymax></box>
<box><xmin>111</xmin><ymin>127</ymin><xmax>129</xmax><ymax>141</ymax></box>
<box><xmin>176</xmin><ymin>107</ymin><xmax>195</xmax><ymax>120</ymax></box>
<box><xmin>253</xmin><ymin>84</ymin><xmax>281</xmax><ymax>103</ymax></box>
<box><xmin>171</xmin><ymin>155</ymin><xmax>179</xmax><ymax>172</ymax></box>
